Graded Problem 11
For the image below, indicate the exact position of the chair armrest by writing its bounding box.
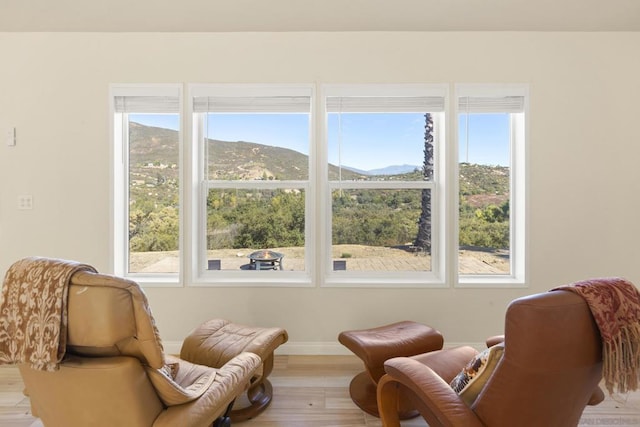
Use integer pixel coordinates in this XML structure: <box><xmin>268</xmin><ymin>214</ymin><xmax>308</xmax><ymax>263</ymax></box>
<box><xmin>410</xmin><ymin>346</ymin><xmax>478</xmax><ymax>383</ymax></box>
<box><xmin>153</xmin><ymin>352</ymin><xmax>261</xmax><ymax>427</ymax></box>
<box><xmin>588</xmin><ymin>385</ymin><xmax>605</xmax><ymax>405</ymax></box>
<box><xmin>378</xmin><ymin>357</ymin><xmax>484</xmax><ymax>427</ymax></box>
<box><xmin>485</xmin><ymin>335</ymin><xmax>505</xmax><ymax>347</ymax></box>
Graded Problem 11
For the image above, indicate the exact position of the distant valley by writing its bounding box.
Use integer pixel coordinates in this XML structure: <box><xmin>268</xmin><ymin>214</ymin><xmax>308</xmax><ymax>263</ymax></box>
<box><xmin>128</xmin><ymin>121</ymin><xmax>508</xmax><ymax>199</ymax></box>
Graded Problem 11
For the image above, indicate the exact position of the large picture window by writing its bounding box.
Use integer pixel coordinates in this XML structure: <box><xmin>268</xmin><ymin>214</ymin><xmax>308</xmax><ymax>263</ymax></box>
<box><xmin>111</xmin><ymin>83</ymin><xmax>527</xmax><ymax>287</ymax></box>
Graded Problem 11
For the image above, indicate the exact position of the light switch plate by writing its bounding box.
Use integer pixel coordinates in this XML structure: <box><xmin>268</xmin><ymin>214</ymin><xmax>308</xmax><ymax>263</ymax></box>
<box><xmin>6</xmin><ymin>127</ymin><xmax>16</xmax><ymax>146</ymax></box>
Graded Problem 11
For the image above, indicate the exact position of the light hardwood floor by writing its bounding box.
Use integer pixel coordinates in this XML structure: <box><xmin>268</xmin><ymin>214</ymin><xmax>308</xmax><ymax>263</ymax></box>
<box><xmin>1</xmin><ymin>355</ymin><xmax>639</xmax><ymax>426</ymax></box>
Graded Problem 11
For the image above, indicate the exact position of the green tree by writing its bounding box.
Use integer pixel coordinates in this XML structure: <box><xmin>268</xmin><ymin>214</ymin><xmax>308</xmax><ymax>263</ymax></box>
<box><xmin>130</xmin><ymin>206</ymin><xmax>179</xmax><ymax>252</ymax></box>
<box><xmin>223</xmin><ymin>190</ymin><xmax>305</xmax><ymax>249</ymax></box>
<box><xmin>414</xmin><ymin>113</ymin><xmax>434</xmax><ymax>252</ymax></box>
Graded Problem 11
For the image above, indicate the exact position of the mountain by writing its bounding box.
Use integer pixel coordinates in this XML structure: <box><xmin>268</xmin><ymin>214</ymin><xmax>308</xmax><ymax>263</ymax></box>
<box><xmin>459</xmin><ymin>162</ymin><xmax>509</xmax><ymax>195</ymax></box>
<box><xmin>344</xmin><ymin>164</ymin><xmax>420</xmax><ymax>176</ymax></box>
<box><xmin>129</xmin><ymin>122</ymin><xmax>368</xmax><ymax>181</ymax></box>
<box><xmin>129</xmin><ymin>123</ymin><xmax>507</xmax><ymax>190</ymax></box>
<box><xmin>129</xmin><ymin>122</ymin><xmax>180</xmax><ymax>167</ymax></box>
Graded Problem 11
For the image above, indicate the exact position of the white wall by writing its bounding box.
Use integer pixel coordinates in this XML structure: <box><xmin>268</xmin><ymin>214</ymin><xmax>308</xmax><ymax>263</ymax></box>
<box><xmin>1</xmin><ymin>32</ymin><xmax>639</xmax><ymax>353</ymax></box>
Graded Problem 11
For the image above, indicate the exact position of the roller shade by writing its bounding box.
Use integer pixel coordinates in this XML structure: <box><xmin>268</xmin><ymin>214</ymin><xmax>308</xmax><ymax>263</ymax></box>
<box><xmin>326</xmin><ymin>96</ymin><xmax>445</xmax><ymax>113</ymax></box>
<box><xmin>193</xmin><ymin>96</ymin><xmax>311</xmax><ymax>113</ymax></box>
<box><xmin>114</xmin><ymin>96</ymin><xmax>180</xmax><ymax>113</ymax></box>
<box><xmin>458</xmin><ymin>96</ymin><xmax>525</xmax><ymax>113</ymax></box>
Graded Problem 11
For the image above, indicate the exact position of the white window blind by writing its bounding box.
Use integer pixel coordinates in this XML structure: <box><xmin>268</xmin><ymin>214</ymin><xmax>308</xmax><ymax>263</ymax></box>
<box><xmin>193</xmin><ymin>96</ymin><xmax>311</xmax><ymax>113</ymax></box>
<box><xmin>326</xmin><ymin>96</ymin><xmax>445</xmax><ymax>113</ymax></box>
<box><xmin>114</xmin><ymin>96</ymin><xmax>180</xmax><ymax>113</ymax></box>
<box><xmin>458</xmin><ymin>96</ymin><xmax>525</xmax><ymax>113</ymax></box>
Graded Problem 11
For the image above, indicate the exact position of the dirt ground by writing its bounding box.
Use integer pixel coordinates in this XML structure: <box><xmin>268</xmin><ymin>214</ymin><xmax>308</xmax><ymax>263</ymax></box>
<box><xmin>130</xmin><ymin>245</ymin><xmax>509</xmax><ymax>274</ymax></box>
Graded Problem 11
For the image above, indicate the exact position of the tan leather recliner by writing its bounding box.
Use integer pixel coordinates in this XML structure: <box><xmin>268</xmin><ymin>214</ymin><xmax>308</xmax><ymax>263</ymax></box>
<box><xmin>19</xmin><ymin>270</ymin><xmax>262</xmax><ymax>427</ymax></box>
<box><xmin>377</xmin><ymin>290</ymin><xmax>605</xmax><ymax>427</ymax></box>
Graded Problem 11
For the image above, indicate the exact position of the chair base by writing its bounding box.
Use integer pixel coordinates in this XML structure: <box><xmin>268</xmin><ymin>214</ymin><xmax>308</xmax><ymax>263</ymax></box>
<box><xmin>213</xmin><ymin>417</ymin><xmax>230</xmax><ymax>427</ymax></box>
<box><xmin>349</xmin><ymin>371</ymin><xmax>418</xmax><ymax>420</ymax></box>
<box><xmin>229</xmin><ymin>379</ymin><xmax>274</xmax><ymax>422</ymax></box>
<box><xmin>213</xmin><ymin>401</ymin><xmax>234</xmax><ymax>427</ymax></box>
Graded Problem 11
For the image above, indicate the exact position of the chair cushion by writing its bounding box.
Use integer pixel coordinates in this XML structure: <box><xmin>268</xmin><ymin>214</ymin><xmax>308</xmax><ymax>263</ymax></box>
<box><xmin>66</xmin><ymin>271</ymin><xmax>166</xmax><ymax>369</ymax></box>
<box><xmin>450</xmin><ymin>343</ymin><xmax>504</xmax><ymax>406</ymax></box>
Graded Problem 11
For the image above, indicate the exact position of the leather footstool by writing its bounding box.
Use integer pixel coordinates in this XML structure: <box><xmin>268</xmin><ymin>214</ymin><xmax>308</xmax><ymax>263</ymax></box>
<box><xmin>180</xmin><ymin>319</ymin><xmax>288</xmax><ymax>422</ymax></box>
<box><xmin>338</xmin><ymin>321</ymin><xmax>443</xmax><ymax>419</ymax></box>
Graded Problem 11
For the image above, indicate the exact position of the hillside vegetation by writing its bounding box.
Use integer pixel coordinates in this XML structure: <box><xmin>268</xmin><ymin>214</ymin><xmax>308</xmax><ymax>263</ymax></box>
<box><xmin>127</xmin><ymin>123</ymin><xmax>510</xmax><ymax>254</ymax></box>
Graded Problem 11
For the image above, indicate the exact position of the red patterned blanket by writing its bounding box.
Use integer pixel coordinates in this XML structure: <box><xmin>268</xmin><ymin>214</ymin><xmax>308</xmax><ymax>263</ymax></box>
<box><xmin>0</xmin><ymin>257</ymin><xmax>96</xmax><ymax>371</ymax></box>
<box><xmin>553</xmin><ymin>277</ymin><xmax>640</xmax><ymax>394</ymax></box>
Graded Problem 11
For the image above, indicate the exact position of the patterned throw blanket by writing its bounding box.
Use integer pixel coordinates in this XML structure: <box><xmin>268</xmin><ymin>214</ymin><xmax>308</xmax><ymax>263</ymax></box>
<box><xmin>0</xmin><ymin>257</ymin><xmax>96</xmax><ymax>371</ymax></box>
<box><xmin>552</xmin><ymin>277</ymin><xmax>640</xmax><ymax>394</ymax></box>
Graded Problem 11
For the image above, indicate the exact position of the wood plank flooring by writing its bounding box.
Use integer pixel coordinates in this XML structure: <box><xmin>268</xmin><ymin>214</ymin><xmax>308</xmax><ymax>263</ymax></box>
<box><xmin>1</xmin><ymin>355</ymin><xmax>638</xmax><ymax>426</ymax></box>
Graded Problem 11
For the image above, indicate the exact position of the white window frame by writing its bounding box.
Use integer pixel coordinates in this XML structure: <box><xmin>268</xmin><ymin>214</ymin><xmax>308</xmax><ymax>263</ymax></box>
<box><xmin>320</xmin><ymin>84</ymin><xmax>448</xmax><ymax>288</ymax></box>
<box><xmin>109</xmin><ymin>84</ymin><xmax>183</xmax><ymax>287</ymax></box>
<box><xmin>453</xmin><ymin>84</ymin><xmax>528</xmax><ymax>287</ymax></box>
<box><xmin>188</xmin><ymin>84</ymin><xmax>315</xmax><ymax>287</ymax></box>
<box><xmin>110</xmin><ymin>83</ymin><xmax>527</xmax><ymax>289</ymax></box>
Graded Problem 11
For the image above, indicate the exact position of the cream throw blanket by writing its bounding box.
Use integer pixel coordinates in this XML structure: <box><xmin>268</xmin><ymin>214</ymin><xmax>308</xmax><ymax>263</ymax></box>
<box><xmin>0</xmin><ymin>257</ymin><xmax>96</xmax><ymax>371</ymax></box>
<box><xmin>552</xmin><ymin>277</ymin><xmax>640</xmax><ymax>394</ymax></box>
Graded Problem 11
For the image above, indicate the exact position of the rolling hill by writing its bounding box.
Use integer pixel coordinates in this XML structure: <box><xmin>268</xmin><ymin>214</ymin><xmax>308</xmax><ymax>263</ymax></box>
<box><xmin>129</xmin><ymin>122</ymin><xmax>366</xmax><ymax>181</ymax></box>
<box><xmin>129</xmin><ymin>122</ymin><xmax>509</xmax><ymax>196</ymax></box>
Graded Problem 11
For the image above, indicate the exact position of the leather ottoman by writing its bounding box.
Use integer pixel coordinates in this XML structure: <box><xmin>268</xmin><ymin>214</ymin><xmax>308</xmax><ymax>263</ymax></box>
<box><xmin>180</xmin><ymin>319</ymin><xmax>288</xmax><ymax>422</ymax></box>
<box><xmin>338</xmin><ymin>321</ymin><xmax>443</xmax><ymax>418</ymax></box>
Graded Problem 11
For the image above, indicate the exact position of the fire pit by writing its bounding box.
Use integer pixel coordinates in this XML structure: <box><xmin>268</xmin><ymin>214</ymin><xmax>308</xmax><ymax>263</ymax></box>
<box><xmin>248</xmin><ymin>250</ymin><xmax>284</xmax><ymax>271</ymax></box>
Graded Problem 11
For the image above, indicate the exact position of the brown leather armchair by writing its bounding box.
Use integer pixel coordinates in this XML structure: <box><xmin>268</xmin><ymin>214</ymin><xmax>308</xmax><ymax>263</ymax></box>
<box><xmin>18</xmin><ymin>270</ymin><xmax>262</xmax><ymax>427</ymax></box>
<box><xmin>377</xmin><ymin>290</ymin><xmax>605</xmax><ymax>427</ymax></box>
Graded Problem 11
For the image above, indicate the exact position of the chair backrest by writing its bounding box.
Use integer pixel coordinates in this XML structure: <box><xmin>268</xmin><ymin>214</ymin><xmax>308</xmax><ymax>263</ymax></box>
<box><xmin>473</xmin><ymin>290</ymin><xmax>603</xmax><ymax>427</ymax></box>
<box><xmin>65</xmin><ymin>270</ymin><xmax>165</xmax><ymax>369</ymax></box>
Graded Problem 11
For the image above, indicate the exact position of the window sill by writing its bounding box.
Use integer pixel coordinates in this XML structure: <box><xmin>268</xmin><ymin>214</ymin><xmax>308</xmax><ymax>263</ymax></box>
<box><xmin>123</xmin><ymin>273</ymin><xmax>182</xmax><ymax>288</ymax></box>
<box><xmin>190</xmin><ymin>271</ymin><xmax>313</xmax><ymax>287</ymax></box>
<box><xmin>323</xmin><ymin>272</ymin><xmax>447</xmax><ymax>288</ymax></box>
<box><xmin>456</xmin><ymin>275</ymin><xmax>527</xmax><ymax>288</ymax></box>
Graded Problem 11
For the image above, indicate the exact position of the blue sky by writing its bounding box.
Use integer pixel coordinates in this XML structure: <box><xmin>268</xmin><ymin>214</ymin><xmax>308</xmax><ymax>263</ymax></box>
<box><xmin>131</xmin><ymin>112</ymin><xmax>510</xmax><ymax>170</ymax></box>
<box><xmin>458</xmin><ymin>113</ymin><xmax>510</xmax><ymax>166</ymax></box>
<box><xmin>329</xmin><ymin>113</ymin><xmax>510</xmax><ymax>169</ymax></box>
<box><xmin>327</xmin><ymin>113</ymin><xmax>424</xmax><ymax>170</ymax></box>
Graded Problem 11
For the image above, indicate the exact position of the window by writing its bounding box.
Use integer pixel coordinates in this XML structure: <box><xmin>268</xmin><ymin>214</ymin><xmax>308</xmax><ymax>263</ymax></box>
<box><xmin>322</xmin><ymin>85</ymin><xmax>447</xmax><ymax>286</ymax></box>
<box><xmin>456</xmin><ymin>85</ymin><xmax>527</xmax><ymax>285</ymax></box>
<box><xmin>111</xmin><ymin>85</ymin><xmax>181</xmax><ymax>282</ymax></box>
<box><xmin>190</xmin><ymin>85</ymin><xmax>313</xmax><ymax>284</ymax></box>
<box><xmin>111</xmin><ymin>83</ymin><xmax>527</xmax><ymax>287</ymax></box>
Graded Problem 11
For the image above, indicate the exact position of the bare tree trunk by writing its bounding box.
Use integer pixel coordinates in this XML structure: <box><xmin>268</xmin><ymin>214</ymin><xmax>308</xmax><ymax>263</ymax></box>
<box><xmin>414</xmin><ymin>113</ymin><xmax>434</xmax><ymax>252</ymax></box>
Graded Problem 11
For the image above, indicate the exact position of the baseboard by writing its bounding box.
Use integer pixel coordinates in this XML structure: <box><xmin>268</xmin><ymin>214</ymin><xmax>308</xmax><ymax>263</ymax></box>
<box><xmin>164</xmin><ymin>340</ymin><xmax>486</xmax><ymax>356</ymax></box>
<box><xmin>278</xmin><ymin>342</ymin><xmax>353</xmax><ymax>355</ymax></box>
